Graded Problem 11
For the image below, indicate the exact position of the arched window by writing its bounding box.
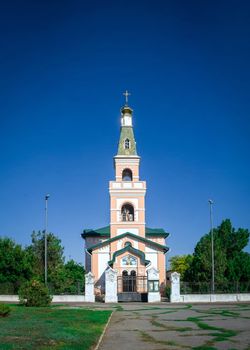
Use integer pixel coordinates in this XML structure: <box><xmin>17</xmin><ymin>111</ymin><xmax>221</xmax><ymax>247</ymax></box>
<box><xmin>124</xmin><ymin>138</ymin><xmax>130</xmax><ymax>149</ymax></box>
<box><xmin>122</xmin><ymin>168</ymin><xmax>133</xmax><ymax>181</ymax></box>
<box><xmin>122</xmin><ymin>270</ymin><xmax>128</xmax><ymax>292</ymax></box>
<box><xmin>121</xmin><ymin>203</ymin><xmax>134</xmax><ymax>222</ymax></box>
<box><xmin>121</xmin><ymin>254</ymin><xmax>137</xmax><ymax>266</ymax></box>
<box><xmin>131</xmin><ymin>270</ymin><xmax>136</xmax><ymax>277</ymax></box>
<box><xmin>124</xmin><ymin>241</ymin><xmax>132</xmax><ymax>247</ymax></box>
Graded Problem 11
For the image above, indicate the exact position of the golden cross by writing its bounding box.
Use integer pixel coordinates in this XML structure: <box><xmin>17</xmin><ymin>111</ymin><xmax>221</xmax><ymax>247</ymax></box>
<box><xmin>123</xmin><ymin>90</ymin><xmax>131</xmax><ymax>105</ymax></box>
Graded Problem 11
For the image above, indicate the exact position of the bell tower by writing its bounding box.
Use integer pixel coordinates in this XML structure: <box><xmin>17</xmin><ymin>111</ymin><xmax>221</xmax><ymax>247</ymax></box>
<box><xmin>109</xmin><ymin>93</ymin><xmax>146</xmax><ymax>241</ymax></box>
<box><xmin>82</xmin><ymin>92</ymin><xmax>169</xmax><ymax>296</ymax></box>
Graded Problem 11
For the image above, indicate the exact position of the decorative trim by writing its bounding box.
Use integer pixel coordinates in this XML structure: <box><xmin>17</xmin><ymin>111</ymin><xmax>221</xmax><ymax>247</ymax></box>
<box><xmin>109</xmin><ymin>222</ymin><xmax>146</xmax><ymax>225</ymax></box>
<box><xmin>86</xmin><ymin>232</ymin><xmax>169</xmax><ymax>254</ymax></box>
<box><xmin>107</xmin><ymin>243</ymin><xmax>150</xmax><ymax>267</ymax></box>
<box><xmin>82</xmin><ymin>226</ymin><xmax>170</xmax><ymax>239</ymax></box>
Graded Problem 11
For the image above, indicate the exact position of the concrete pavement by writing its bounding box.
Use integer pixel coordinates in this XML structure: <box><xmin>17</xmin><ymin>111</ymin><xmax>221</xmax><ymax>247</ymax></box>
<box><xmin>96</xmin><ymin>303</ymin><xmax>250</xmax><ymax>350</ymax></box>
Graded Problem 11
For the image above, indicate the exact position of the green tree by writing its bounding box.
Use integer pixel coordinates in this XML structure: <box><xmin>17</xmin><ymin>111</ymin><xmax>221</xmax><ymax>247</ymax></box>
<box><xmin>0</xmin><ymin>232</ymin><xmax>85</xmax><ymax>295</ymax></box>
<box><xmin>19</xmin><ymin>279</ymin><xmax>52</xmax><ymax>307</ymax></box>
<box><xmin>188</xmin><ymin>219</ymin><xmax>250</xmax><ymax>286</ymax></box>
<box><xmin>64</xmin><ymin>259</ymin><xmax>85</xmax><ymax>285</ymax></box>
<box><xmin>169</xmin><ymin>255</ymin><xmax>193</xmax><ymax>279</ymax></box>
<box><xmin>0</xmin><ymin>237</ymin><xmax>33</xmax><ymax>293</ymax></box>
<box><xmin>49</xmin><ymin>260</ymin><xmax>85</xmax><ymax>294</ymax></box>
<box><xmin>26</xmin><ymin>230</ymin><xmax>65</xmax><ymax>283</ymax></box>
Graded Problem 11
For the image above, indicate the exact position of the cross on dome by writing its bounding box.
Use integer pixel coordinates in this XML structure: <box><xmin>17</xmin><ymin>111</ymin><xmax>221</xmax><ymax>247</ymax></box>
<box><xmin>123</xmin><ymin>90</ymin><xmax>131</xmax><ymax>105</ymax></box>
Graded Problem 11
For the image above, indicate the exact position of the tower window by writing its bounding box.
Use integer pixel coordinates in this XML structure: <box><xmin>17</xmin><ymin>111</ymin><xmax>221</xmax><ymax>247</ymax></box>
<box><xmin>124</xmin><ymin>138</ymin><xmax>130</xmax><ymax>149</ymax></box>
<box><xmin>121</xmin><ymin>203</ymin><xmax>134</xmax><ymax>222</ymax></box>
<box><xmin>122</xmin><ymin>168</ymin><xmax>133</xmax><ymax>181</ymax></box>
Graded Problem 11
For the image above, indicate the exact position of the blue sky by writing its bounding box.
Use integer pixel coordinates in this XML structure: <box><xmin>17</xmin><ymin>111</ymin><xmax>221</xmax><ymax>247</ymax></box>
<box><xmin>0</xmin><ymin>0</ymin><xmax>249</xmax><ymax>264</ymax></box>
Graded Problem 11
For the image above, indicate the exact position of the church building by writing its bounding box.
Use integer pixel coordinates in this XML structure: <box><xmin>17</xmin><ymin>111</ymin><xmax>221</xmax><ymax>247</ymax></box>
<box><xmin>82</xmin><ymin>93</ymin><xmax>169</xmax><ymax>301</ymax></box>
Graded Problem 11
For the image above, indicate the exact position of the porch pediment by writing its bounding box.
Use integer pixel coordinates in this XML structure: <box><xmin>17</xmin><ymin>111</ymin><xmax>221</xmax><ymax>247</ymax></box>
<box><xmin>87</xmin><ymin>231</ymin><xmax>168</xmax><ymax>254</ymax></box>
<box><xmin>108</xmin><ymin>242</ymin><xmax>150</xmax><ymax>267</ymax></box>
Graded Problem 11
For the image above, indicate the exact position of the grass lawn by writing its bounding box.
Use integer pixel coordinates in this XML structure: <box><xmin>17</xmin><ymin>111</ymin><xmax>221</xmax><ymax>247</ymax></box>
<box><xmin>0</xmin><ymin>305</ymin><xmax>112</xmax><ymax>350</ymax></box>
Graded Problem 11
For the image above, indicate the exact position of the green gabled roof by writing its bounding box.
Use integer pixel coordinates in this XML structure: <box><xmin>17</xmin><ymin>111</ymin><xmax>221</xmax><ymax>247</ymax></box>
<box><xmin>145</xmin><ymin>227</ymin><xmax>169</xmax><ymax>238</ymax></box>
<box><xmin>86</xmin><ymin>231</ymin><xmax>169</xmax><ymax>254</ymax></box>
<box><xmin>108</xmin><ymin>242</ymin><xmax>150</xmax><ymax>267</ymax></box>
<box><xmin>81</xmin><ymin>226</ymin><xmax>110</xmax><ymax>238</ymax></box>
<box><xmin>81</xmin><ymin>225</ymin><xmax>169</xmax><ymax>239</ymax></box>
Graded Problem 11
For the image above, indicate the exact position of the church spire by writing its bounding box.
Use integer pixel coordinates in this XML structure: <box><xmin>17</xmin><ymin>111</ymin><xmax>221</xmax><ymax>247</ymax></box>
<box><xmin>117</xmin><ymin>91</ymin><xmax>138</xmax><ymax>156</ymax></box>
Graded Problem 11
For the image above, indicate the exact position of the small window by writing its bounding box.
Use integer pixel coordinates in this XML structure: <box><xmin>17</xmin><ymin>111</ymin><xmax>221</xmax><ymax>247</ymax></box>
<box><xmin>148</xmin><ymin>280</ymin><xmax>159</xmax><ymax>292</ymax></box>
<box><xmin>121</xmin><ymin>255</ymin><xmax>137</xmax><ymax>266</ymax></box>
<box><xmin>122</xmin><ymin>168</ymin><xmax>133</xmax><ymax>181</ymax></box>
<box><xmin>124</xmin><ymin>138</ymin><xmax>130</xmax><ymax>149</ymax></box>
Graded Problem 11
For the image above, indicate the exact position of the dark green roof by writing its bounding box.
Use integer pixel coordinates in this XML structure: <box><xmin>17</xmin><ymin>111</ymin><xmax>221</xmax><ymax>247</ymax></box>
<box><xmin>108</xmin><ymin>243</ymin><xmax>150</xmax><ymax>267</ymax></box>
<box><xmin>145</xmin><ymin>227</ymin><xmax>169</xmax><ymax>238</ymax></box>
<box><xmin>81</xmin><ymin>226</ymin><xmax>169</xmax><ymax>239</ymax></box>
<box><xmin>86</xmin><ymin>231</ymin><xmax>168</xmax><ymax>254</ymax></box>
<box><xmin>81</xmin><ymin>226</ymin><xmax>110</xmax><ymax>238</ymax></box>
<box><xmin>117</xmin><ymin>126</ymin><xmax>137</xmax><ymax>156</ymax></box>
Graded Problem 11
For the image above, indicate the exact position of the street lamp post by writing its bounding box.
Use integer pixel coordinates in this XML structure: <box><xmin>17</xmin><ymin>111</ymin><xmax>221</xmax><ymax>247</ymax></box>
<box><xmin>45</xmin><ymin>194</ymin><xmax>50</xmax><ymax>285</ymax></box>
<box><xmin>208</xmin><ymin>199</ymin><xmax>215</xmax><ymax>294</ymax></box>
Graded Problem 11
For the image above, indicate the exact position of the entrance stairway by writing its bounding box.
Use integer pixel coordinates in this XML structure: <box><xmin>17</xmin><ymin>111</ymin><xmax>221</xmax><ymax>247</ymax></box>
<box><xmin>117</xmin><ymin>292</ymin><xmax>148</xmax><ymax>302</ymax></box>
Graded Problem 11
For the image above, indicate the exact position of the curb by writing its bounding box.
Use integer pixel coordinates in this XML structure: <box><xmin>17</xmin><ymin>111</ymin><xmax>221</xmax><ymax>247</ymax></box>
<box><xmin>94</xmin><ymin>311</ymin><xmax>114</xmax><ymax>350</ymax></box>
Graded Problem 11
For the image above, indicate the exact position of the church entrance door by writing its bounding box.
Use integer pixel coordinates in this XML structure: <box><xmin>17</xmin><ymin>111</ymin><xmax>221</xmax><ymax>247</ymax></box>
<box><xmin>118</xmin><ymin>271</ymin><xmax>148</xmax><ymax>302</ymax></box>
<box><xmin>122</xmin><ymin>270</ymin><xmax>136</xmax><ymax>292</ymax></box>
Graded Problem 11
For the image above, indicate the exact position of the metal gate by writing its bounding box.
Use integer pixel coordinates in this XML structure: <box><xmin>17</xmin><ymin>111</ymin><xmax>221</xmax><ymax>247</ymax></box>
<box><xmin>117</xmin><ymin>276</ymin><xmax>148</xmax><ymax>293</ymax></box>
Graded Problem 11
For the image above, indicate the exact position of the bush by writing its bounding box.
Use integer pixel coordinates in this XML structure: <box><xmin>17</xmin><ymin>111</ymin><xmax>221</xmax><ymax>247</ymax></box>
<box><xmin>0</xmin><ymin>304</ymin><xmax>11</xmax><ymax>317</ymax></box>
<box><xmin>18</xmin><ymin>280</ymin><xmax>52</xmax><ymax>307</ymax></box>
<box><xmin>165</xmin><ymin>286</ymin><xmax>171</xmax><ymax>301</ymax></box>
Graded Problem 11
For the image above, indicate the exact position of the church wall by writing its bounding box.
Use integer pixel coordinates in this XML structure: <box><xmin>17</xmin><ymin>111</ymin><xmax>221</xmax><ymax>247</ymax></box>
<box><xmin>115</xmin><ymin>162</ymin><xmax>140</xmax><ymax>181</ymax></box>
<box><xmin>114</xmin><ymin>252</ymin><xmax>146</xmax><ymax>278</ymax></box>
<box><xmin>138</xmin><ymin>240</ymin><xmax>145</xmax><ymax>252</ymax></box>
<box><xmin>85</xmin><ymin>252</ymin><xmax>91</xmax><ymax>273</ymax></box>
<box><xmin>145</xmin><ymin>246</ymin><xmax>158</xmax><ymax>269</ymax></box>
<box><xmin>97</xmin><ymin>245</ymin><xmax>110</xmax><ymax>280</ymax></box>
<box><xmin>91</xmin><ymin>252</ymin><xmax>99</xmax><ymax>281</ymax></box>
<box><xmin>117</xmin><ymin>228</ymin><xmax>139</xmax><ymax>236</ymax></box>
<box><xmin>158</xmin><ymin>252</ymin><xmax>166</xmax><ymax>289</ymax></box>
<box><xmin>110</xmin><ymin>223</ymin><xmax>145</xmax><ymax>237</ymax></box>
<box><xmin>148</xmin><ymin>237</ymin><xmax>166</xmax><ymax>246</ymax></box>
<box><xmin>98</xmin><ymin>252</ymin><xmax>110</xmax><ymax>289</ymax></box>
<box><xmin>85</xmin><ymin>236</ymin><xmax>102</xmax><ymax>248</ymax></box>
<box><xmin>116</xmin><ymin>236</ymin><xmax>139</xmax><ymax>249</ymax></box>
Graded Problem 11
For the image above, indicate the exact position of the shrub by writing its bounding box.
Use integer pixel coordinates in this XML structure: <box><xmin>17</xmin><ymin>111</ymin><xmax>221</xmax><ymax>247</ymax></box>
<box><xmin>0</xmin><ymin>303</ymin><xmax>11</xmax><ymax>317</ymax></box>
<box><xmin>165</xmin><ymin>286</ymin><xmax>171</xmax><ymax>301</ymax></box>
<box><xmin>18</xmin><ymin>280</ymin><xmax>52</xmax><ymax>307</ymax></box>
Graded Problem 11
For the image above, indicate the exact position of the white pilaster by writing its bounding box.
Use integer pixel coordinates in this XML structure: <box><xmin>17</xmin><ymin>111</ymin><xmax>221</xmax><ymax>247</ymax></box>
<box><xmin>85</xmin><ymin>272</ymin><xmax>95</xmax><ymax>302</ymax></box>
<box><xmin>170</xmin><ymin>271</ymin><xmax>181</xmax><ymax>302</ymax></box>
<box><xmin>105</xmin><ymin>267</ymin><xmax>118</xmax><ymax>303</ymax></box>
<box><xmin>147</xmin><ymin>267</ymin><xmax>161</xmax><ymax>302</ymax></box>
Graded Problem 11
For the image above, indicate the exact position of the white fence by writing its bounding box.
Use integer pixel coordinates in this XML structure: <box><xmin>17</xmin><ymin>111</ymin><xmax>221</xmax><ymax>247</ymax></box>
<box><xmin>170</xmin><ymin>272</ymin><xmax>250</xmax><ymax>303</ymax></box>
<box><xmin>0</xmin><ymin>295</ymin><xmax>86</xmax><ymax>303</ymax></box>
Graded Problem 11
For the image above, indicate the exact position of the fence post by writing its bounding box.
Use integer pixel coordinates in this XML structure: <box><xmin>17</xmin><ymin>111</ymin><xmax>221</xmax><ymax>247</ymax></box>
<box><xmin>85</xmin><ymin>272</ymin><xmax>95</xmax><ymax>302</ymax></box>
<box><xmin>147</xmin><ymin>267</ymin><xmax>161</xmax><ymax>302</ymax></box>
<box><xmin>105</xmin><ymin>267</ymin><xmax>118</xmax><ymax>303</ymax></box>
<box><xmin>170</xmin><ymin>272</ymin><xmax>181</xmax><ymax>302</ymax></box>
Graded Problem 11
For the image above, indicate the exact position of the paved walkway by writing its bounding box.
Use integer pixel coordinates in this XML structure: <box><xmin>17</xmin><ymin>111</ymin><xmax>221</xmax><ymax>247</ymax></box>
<box><xmin>96</xmin><ymin>303</ymin><xmax>250</xmax><ymax>350</ymax></box>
